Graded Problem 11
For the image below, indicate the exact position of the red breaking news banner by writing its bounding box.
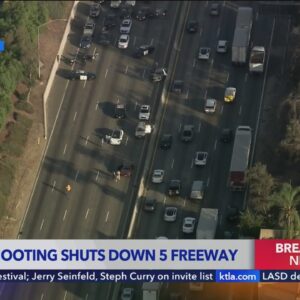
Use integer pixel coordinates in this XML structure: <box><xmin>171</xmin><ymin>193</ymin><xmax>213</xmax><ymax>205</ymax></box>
<box><xmin>255</xmin><ymin>240</ymin><xmax>300</xmax><ymax>270</ymax></box>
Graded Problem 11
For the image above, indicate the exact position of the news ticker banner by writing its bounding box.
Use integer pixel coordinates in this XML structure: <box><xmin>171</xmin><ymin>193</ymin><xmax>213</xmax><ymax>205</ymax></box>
<box><xmin>0</xmin><ymin>240</ymin><xmax>297</xmax><ymax>282</ymax></box>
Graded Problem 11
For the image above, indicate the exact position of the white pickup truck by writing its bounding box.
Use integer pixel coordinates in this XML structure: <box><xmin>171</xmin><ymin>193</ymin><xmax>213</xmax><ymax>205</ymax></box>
<box><xmin>135</xmin><ymin>122</ymin><xmax>152</xmax><ymax>138</ymax></box>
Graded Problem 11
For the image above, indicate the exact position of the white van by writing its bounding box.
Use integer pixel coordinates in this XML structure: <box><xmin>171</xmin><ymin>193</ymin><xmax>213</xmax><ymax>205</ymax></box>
<box><xmin>190</xmin><ymin>180</ymin><xmax>204</xmax><ymax>200</ymax></box>
<box><xmin>110</xmin><ymin>0</ymin><xmax>121</xmax><ymax>8</ymax></box>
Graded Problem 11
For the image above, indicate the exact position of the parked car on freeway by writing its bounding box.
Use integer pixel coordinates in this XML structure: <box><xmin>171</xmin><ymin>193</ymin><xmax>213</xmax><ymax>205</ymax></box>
<box><xmin>168</xmin><ymin>180</ymin><xmax>181</xmax><ymax>196</ymax></box>
<box><xmin>198</xmin><ymin>47</ymin><xmax>210</xmax><ymax>60</ymax></box>
<box><xmin>217</xmin><ymin>40</ymin><xmax>228</xmax><ymax>53</ymax></box>
<box><xmin>150</xmin><ymin>67</ymin><xmax>167</xmax><ymax>82</ymax></box>
<box><xmin>67</xmin><ymin>70</ymin><xmax>96</xmax><ymax>80</ymax></box>
<box><xmin>194</xmin><ymin>151</ymin><xmax>208</xmax><ymax>166</ymax></box>
<box><xmin>172</xmin><ymin>80</ymin><xmax>184</xmax><ymax>93</ymax></box>
<box><xmin>135</xmin><ymin>122</ymin><xmax>152</xmax><ymax>138</ymax></box>
<box><xmin>118</xmin><ymin>34</ymin><xmax>130</xmax><ymax>49</ymax></box>
<box><xmin>186</xmin><ymin>20</ymin><xmax>198</xmax><ymax>33</ymax></box>
<box><xmin>164</xmin><ymin>207</ymin><xmax>178</xmax><ymax>222</ymax></box>
<box><xmin>143</xmin><ymin>198</ymin><xmax>157</xmax><ymax>212</ymax></box>
<box><xmin>121</xmin><ymin>287</ymin><xmax>134</xmax><ymax>300</ymax></box>
<box><xmin>133</xmin><ymin>44</ymin><xmax>155</xmax><ymax>58</ymax></box>
<box><xmin>79</xmin><ymin>35</ymin><xmax>92</xmax><ymax>49</ymax></box>
<box><xmin>224</xmin><ymin>87</ymin><xmax>236</xmax><ymax>103</ymax></box>
<box><xmin>204</xmin><ymin>98</ymin><xmax>217</xmax><ymax>113</ymax></box>
<box><xmin>108</xmin><ymin>129</ymin><xmax>124</xmax><ymax>145</ymax></box>
<box><xmin>152</xmin><ymin>169</ymin><xmax>164</xmax><ymax>183</ymax></box>
<box><xmin>160</xmin><ymin>134</ymin><xmax>172</xmax><ymax>150</ymax></box>
<box><xmin>210</xmin><ymin>3</ymin><xmax>220</xmax><ymax>16</ymax></box>
<box><xmin>114</xmin><ymin>104</ymin><xmax>126</xmax><ymax>119</ymax></box>
<box><xmin>182</xmin><ymin>217</ymin><xmax>196</xmax><ymax>234</ymax></box>
<box><xmin>89</xmin><ymin>3</ymin><xmax>101</xmax><ymax>18</ymax></box>
<box><xmin>139</xmin><ymin>105</ymin><xmax>151</xmax><ymax>120</ymax></box>
<box><xmin>83</xmin><ymin>19</ymin><xmax>96</xmax><ymax>36</ymax></box>
<box><xmin>220</xmin><ymin>128</ymin><xmax>233</xmax><ymax>143</ymax></box>
<box><xmin>116</xmin><ymin>164</ymin><xmax>134</xmax><ymax>177</ymax></box>
<box><xmin>120</xmin><ymin>18</ymin><xmax>132</xmax><ymax>34</ymax></box>
<box><xmin>181</xmin><ymin>125</ymin><xmax>194</xmax><ymax>142</ymax></box>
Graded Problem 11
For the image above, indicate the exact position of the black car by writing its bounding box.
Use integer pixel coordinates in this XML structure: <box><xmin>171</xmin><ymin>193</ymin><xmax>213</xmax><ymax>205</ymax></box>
<box><xmin>114</xmin><ymin>104</ymin><xmax>126</xmax><ymax>118</ymax></box>
<box><xmin>172</xmin><ymin>80</ymin><xmax>184</xmax><ymax>93</ymax></box>
<box><xmin>133</xmin><ymin>44</ymin><xmax>155</xmax><ymax>58</ymax></box>
<box><xmin>103</xmin><ymin>14</ymin><xmax>117</xmax><ymax>30</ymax></box>
<box><xmin>134</xmin><ymin>7</ymin><xmax>152</xmax><ymax>21</ymax></box>
<box><xmin>154</xmin><ymin>8</ymin><xmax>167</xmax><ymax>17</ymax></box>
<box><xmin>98</xmin><ymin>33</ymin><xmax>113</xmax><ymax>45</ymax></box>
<box><xmin>120</xmin><ymin>7</ymin><xmax>132</xmax><ymax>19</ymax></box>
<box><xmin>143</xmin><ymin>198</ymin><xmax>157</xmax><ymax>212</ymax></box>
<box><xmin>186</xmin><ymin>20</ymin><xmax>198</xmax><ymax>33</ymax></box>
<box><xmin>210</xmin><ymin>3</ymin><xmax>220</xmax><ymax>16</ymax></box>
<box><xmin>168</xmin><ymin>180</ymin><xmax>181</xmax><ymax>196</ymax></box>
<box><xmin>220</xmin><ymin>128</ymin><xmax>233</xmax><ymax>143</ymax></box>
<box><xmin>226</xmin><ymin>207</ymin><xmax>240</xmax><ymax>224</ymax></box>
<box><xmin>68</xmin><ymin>70</ymin><xmax>96</xmax><ymax>80</ymax></box>
<box><xmin>79</xmin><ymin>35</ymin><xmax>92</xmax><ymax>48</ymax></box>
<box><xmin>160</xmin><ymin>134</ymin><xmax>172</xmax><ymax>150</ymax></box>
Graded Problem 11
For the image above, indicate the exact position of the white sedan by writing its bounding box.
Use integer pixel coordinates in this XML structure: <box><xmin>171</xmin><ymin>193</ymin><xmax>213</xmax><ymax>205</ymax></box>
<box><xmin>152</xmin><ymin>169</ymin><xmax>164</xmax><ymax>183</ymax></box>
<box><xmin>118</xmin><ymin>34</ymin><xmax>130</xmax><ymax>49</ymax></box>
<box><xmin>139</xmin><ymin>105</ymin><xmax>151</xmax><ymax>120</ymax></box>
<box><xmin>198</xmin><ymin>47</ymin><xmax>210</xmax><ymax>60</ymax></box>
<box><xmin>182</xmin><ymin>217</ymin><xmax>196</xmax><ymax>234</ymax></box>
<box><xmin>109</xmin><ymin>129</ymin><xmax>124</xmax><ymax>145</ymax></box>
<box><xmin>120</xmin><ymin>19</ymin><xmax>132</xmax><ymax>34</ymax></box>
<box><xmin>194</xmin><ymin>151</ymin><xmax>208</xmax><ymax>166</ymax></box>
<box><xmin>204</xmin><ymin>98</ymin><xmax>217</xmax><ymax>113</ymax></box>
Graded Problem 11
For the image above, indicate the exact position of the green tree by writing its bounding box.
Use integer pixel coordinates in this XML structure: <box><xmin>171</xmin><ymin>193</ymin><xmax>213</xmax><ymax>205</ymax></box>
<box><xmin>246</xmin><ymin>162</ymin><xmax>275</xmax><ymax>215</ymax></box>
<box><xmin>270</xmin><ymin>183</ymin><xmax>300</xmax><ymax>239</ymax></box>
<box><xmin>240</xmin><ymin>209</ymin><xmax>264</xmax><ymax>238</ymax></box>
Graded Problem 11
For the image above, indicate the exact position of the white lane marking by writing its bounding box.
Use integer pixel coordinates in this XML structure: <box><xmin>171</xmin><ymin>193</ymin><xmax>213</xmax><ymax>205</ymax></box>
<box><xmin>40</xmin><ymin>219</ymin><xmax>44</xmax><ymax>231</ymax></box>
<box><xmin>93</xmin><ymin>47</ymin><xmax>96</xmax><ymax>56</ymax></box>
<box><xmin>125</xmin><ymin>136</ymin><xmax>128</xmax><ymax>145</ymax></box>
<box><xmin>96</xmin><ymin>170</ymin><xmax>99</xmax><ymax>181</ymax></box>
<box><xmin>83</xmin><ymin>79</ymin><xmax>87</xmax><ymax>88</ymax></box>
<box><xmin>85</xmin><ymin>209</ymin><xmax>89</xmax><ymax>220</ymax></box>
<box><xmin>239</xmin><ymin>106</ymin><xmax>242</xmax><ymax>115</ymax></box>
<box><xmin>133</xmin><ymin>36</ymin><xmax>136</xmax><ymax>46</ymax></box>
<box><xmin>73</xmin><ymin>112</ymin><xmax>77</xmax><ymax>121</ymax></box>
<box><xmin>183</xmin><ymin>198</ymin><xmax>186</xmax><ymax>207</ymax></box>
<box><xmin>85</xmin><ymin>136</ymin><xmax>89</xmax><ymax>145</ymax></box>
<box><xmin>85</xmin><ymin>294</ymin><xmax>89</xmax><ymax>300</ymax></box>
<box><xmin>211</xmin><ymin>58</ymin><xmax>214</xmax><ymax>65</ymax></box>
<box><xmin>117</xmin><ymin>96</ymin><xmax>120</xmax><ymax>103</ymax></box>
<box><xmin>204</xmin><ymin>89</ymin><xmax>207</xmax><ymax>99</ymax></box>
<box><xmin>256</xmin><ymin>11</ymin><xmax>259</xmax><ymax>21</ymax></box>
<box><xmin>205</xmin><ymin>0</ymin><xmax>208</xmax><ymax>6</ymax></box>
<box><xmin>52</xmin><ymin>180</ymin><xmax>56</xmax><ymax>192</ymax></box>
<box><xmin>75</xmin><ymin>170</ymin><xmax>79</xmax><ymax>182</ymax></box>
<box><xmin>41</xmin><ymin>294</ymin><xmax>44</xmax><ymax>300</ymax></box>
<box><xmin>16</xmin><ymin>201</ymin><xmax>20</xmax><ymax>209</ymax></box>
<box><xmin>193</xmin><ymin>59</ymin><xmax>196</xmax><ymax>68</ymax></box>
<box><xmin>64</xmin><ymin>291</ymin><xmax>67</xmax><ymax>300</ymax></box>
<box><xmin>198</xmin><ymin>123</ymin><xmax>201</xmax><ymax>132</ymax></box>
<box><xmin>178</xmin><ymin>123</ymin><xmax>182</xmax><ymax>132</ymax></box>
<box><xmin>150</xmin><ymin>38</ymin><xmax>154</xmax><ymax>45</ymax></box>
<box><xmin>226</xmin><ymin>72</ymin><xmax>229</xmax><ymax>83</ymax></box>
<box><xmin>63</xmin><ymin>144</ymin><xmax>67</xmax><ymax>155</ymax></box>
<box><xmin>105</xmin><ymin>68</ymin><xmax>108</xmax><ymax>78</ymax></box>
<box><xmin>142</xmin><ymin>69</ymin><xmax>146</xmax><ymax>79</ymax></box>
<box><xmin>244</xmin><ymin>73</ymin><xmax>248</xmax><ymax>82</ymax></box>
<box><xmin>185</xmin><ymin>88</ymin><xmax>189</xmax><ymax>100</ymax></box>
<box><xmin>220</xmin><ymin>104</ymin><xmax>224</xmax><ymax>114</ymax></box>
<box><xmin>222</xmin><ymin>0</ymin><xmax>225</xmax><ymax>6</ymax></box>
<box><xmin>207</xmin><ymin>177</ymin><xmax>210</xmax><ymax>187</ymax></box>
<box><xmin>171</xmin><ymin>159</ymin><xmax>174</xmax><ymax>169</ymax></box>
<box><xmin>105</xmin><ymin>211</ymin><xmax>110</xmax><ymax>223</ymax></box>
<box><xmin>214</xmin><ymin>139</ymin><xmax>217</xmax><ymax>150</ymax></box>
<box><xmin>135</xmin><ymin>102</ymin><xmax>138</xmax><ymax>110</ymax></box>
<box><xmin>199</xmin><ymin>28</ymin><xmax>203</xmax><ymax>36</ymax></box>
<box><xmin>125</xmin><ymin>65</ymin><xmax>128</xmax><ymax>74</ymax></box>
<box><xmin>217</xmin><ymin>26</ymin><xmax>220</xmax><ymax>38</ymax></box>
<box><xmin>163</xmin><ymin>197</ymin><xmax>166</xmax><ymax>204</ymax></box>
<box><xmin>63</xmin><ymin>210</ymin><xmax>67</xmax><ymax>221</ymax></box>
<box><xmin>190</xmin><ymin>159</ymin><xmax>193</xmax><ymax>168</ymax></box>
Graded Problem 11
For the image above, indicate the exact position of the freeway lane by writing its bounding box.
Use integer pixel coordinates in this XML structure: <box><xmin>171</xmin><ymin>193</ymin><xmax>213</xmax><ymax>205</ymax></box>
<box><xmin>4</xmin><ymin>1</ymin><xmax>181</xmax><ymax>300</ymax></box>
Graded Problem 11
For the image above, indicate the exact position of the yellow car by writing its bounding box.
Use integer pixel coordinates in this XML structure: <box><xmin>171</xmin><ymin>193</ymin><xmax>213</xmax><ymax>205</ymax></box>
<box><xmin>224</xmin><ymin>87</ymin><xmax>236</xmax><ymax>103</ymax></box>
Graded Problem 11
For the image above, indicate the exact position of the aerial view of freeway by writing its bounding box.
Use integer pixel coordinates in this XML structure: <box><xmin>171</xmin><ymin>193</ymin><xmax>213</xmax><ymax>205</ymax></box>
<box><xmin>0</xmin><ymin>0</ymin><xmax>299</xmax><ymax>299</ymax></box>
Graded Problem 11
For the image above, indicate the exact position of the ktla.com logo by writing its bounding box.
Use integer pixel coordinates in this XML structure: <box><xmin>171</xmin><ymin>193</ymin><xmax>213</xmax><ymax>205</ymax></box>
<box><xmin>0</xmin><ymin>40</ymin><xmax>5</xmax><ymax>52</ymax></box>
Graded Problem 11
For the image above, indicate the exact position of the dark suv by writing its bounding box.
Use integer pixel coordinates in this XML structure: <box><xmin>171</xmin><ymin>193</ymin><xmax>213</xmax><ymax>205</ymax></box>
<box><xmin>160</xmin><ymin>134</ymin><xmax>173</xmax><ymax>149</ymax></box>
<box><xmin>168</xmin><ymin>180</ymin><xmax>181</xmax><ymax>196</ymax></box>
<box><xmin>133</xmin><ymin>44</ymin><xmax>155</xmax><ymax>58</ymax></box>
<box><xmin>220</xmin><ymin>128</ymin><xmax>233</xmax><ymax>143</ymax></box>
<box><xmin>114</xmin><ymin>104</ymin><xmax>126</xmax><ymax>119</ymax></box>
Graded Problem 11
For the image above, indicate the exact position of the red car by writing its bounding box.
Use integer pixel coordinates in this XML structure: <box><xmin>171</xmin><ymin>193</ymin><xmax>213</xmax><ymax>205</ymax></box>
<box><xmin>117</xmin><ymin>164</ymin><xmax>134</xmax><ymax>177</ymax></box>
